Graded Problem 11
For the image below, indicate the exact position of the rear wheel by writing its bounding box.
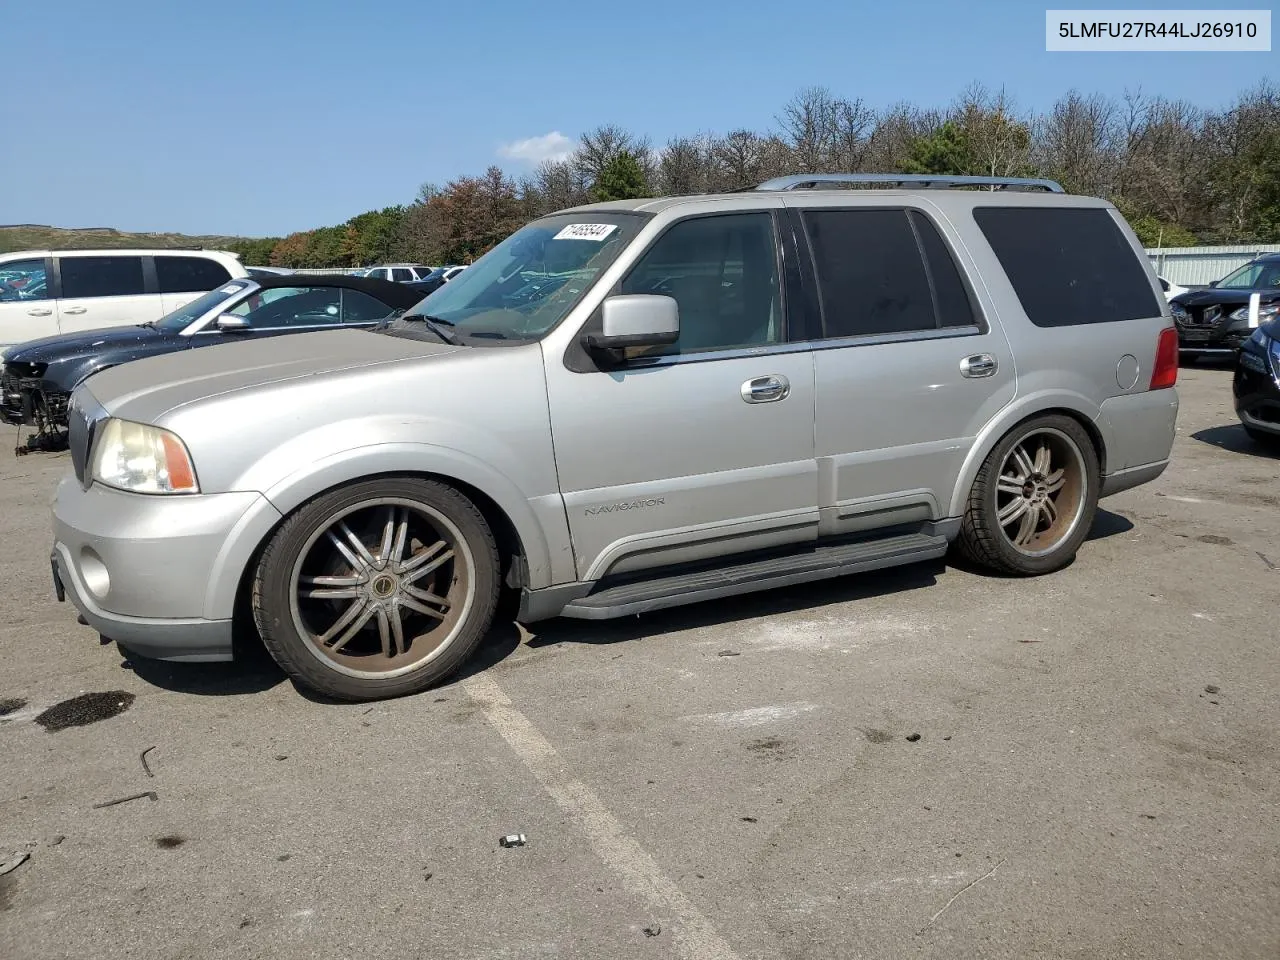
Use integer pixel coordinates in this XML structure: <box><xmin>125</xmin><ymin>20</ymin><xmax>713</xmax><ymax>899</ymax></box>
<box><xmin>252</xmin><ymin>477</ymin><xmax>500</xmax><ymax>701</ymax></box>
<box><xmin>957</xmin><ymin>415</ymin><xmax>1100</xmax><ymax>576</ymax></box>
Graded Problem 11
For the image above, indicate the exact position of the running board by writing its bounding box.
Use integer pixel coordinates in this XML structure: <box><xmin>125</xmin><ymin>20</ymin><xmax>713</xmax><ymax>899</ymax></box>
<box><xmin>559</xmin><ymin>532</ymin><xmax>948</xmax><ymax>620</ymax></box>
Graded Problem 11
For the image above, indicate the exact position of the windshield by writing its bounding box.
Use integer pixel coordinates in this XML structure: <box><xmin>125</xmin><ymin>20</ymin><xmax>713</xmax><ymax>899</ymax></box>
<box><xmin>392</xmin><ymin>212</ymin><xmax>644</xmax><ymax>342</ymax></box>
<box><xmin>155</xmin><ymin>281</ymin><xmax>252</xmax><ymax>331</ymax></box>
<box><xmin>1217</xmin><ymin>260</ymin><xmax>1280</xmax><ymax>290</ymax></box>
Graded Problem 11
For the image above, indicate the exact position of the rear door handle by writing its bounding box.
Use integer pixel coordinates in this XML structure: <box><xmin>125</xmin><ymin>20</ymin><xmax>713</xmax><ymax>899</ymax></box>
<box><xmin>62</xmin><ymin>306</ymin><xmax>87</xmax><ymax>315</ymax></box>
<box><xmin>741</xmin><ymin>375</ymin><xmax>790</xmax><ymax>403</ymax></box>
<box><xmin>960</xmin><ymin>354</ymin><xmax>997</xmax><ymax>378</ymax></box>
<box><xmin>26</xmin><ymin>307</ymin><xmax>53</xmax><ymax>317</ymax></box>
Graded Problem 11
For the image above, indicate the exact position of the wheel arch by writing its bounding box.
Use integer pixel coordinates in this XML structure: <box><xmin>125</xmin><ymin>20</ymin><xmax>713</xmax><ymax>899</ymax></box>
<box><xmin>204</xmin><ymin>445</ymin><xmax>570</xmax><ymax>628</ymax></box>
<box><xmin>948</xmin><ymin>394</ymin><xmax>1107</xmax><ymax>518</ymax></box>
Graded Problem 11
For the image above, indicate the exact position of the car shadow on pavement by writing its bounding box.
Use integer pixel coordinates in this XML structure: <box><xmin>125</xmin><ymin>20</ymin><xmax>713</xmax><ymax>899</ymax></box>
<box><xmin>123</xmin><ymin>639</ymin><xmax>287</xmax><ymax>697</ymax></box>
<box><xmin>1192</xmin><ymin>424</ymin><xmax>1280</xmax><ymax>459</ymax></box>
<box><xmin>521</xmin><ymin>560</ymin><xmax>946</xmax><ymax>651</ymax></box>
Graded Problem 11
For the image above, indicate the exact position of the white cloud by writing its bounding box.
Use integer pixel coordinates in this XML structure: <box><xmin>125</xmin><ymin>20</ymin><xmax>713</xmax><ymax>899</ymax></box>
<box><xmin>497</xmin><ymin>131</ymin><xmax>574</xmax><ymax>165</ymax></box>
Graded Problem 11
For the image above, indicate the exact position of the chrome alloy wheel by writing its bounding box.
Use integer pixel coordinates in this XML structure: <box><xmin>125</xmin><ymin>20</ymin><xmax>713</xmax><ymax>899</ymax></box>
<box><xmin>288</xmin><ymin>498</ymin><xmax>476</xmax><ymax>679</ymax></box>
<box><xmin>994</xmin><ymin>427</ymin><xmax>1089</xmax><ymax>558</ymax></box>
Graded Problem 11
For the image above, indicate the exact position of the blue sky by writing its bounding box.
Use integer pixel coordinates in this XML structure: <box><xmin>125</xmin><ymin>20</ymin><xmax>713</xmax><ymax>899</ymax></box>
<box><xmin>2</xmin><ymin>0</ymin><xmax>1274</xmax><ymax>237</ymax></box>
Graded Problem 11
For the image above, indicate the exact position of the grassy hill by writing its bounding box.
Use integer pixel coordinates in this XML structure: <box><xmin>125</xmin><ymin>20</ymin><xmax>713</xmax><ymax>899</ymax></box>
<box><xmin>0</xmin><ymin>224</ymin><xmax>256</xmax><ymax>255</ymax></box>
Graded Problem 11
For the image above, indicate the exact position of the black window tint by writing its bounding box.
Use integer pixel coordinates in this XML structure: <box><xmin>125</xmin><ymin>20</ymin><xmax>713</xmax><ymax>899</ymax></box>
<box><xmin>59</xmin><ymin>256</ymin><xmax>145</xmax><ymax>299</ymax></box>
<box><xmin>803</xmin><ymin>209</ymin><xmax>935</xmax><ymax>337</ymax></box>
<box><xmin>391</xmin><ymin>268</ymin><xmax>413</xmax><ymax>282</ymax></box>
<box><xmin>0</xmin><ymin>258</ymin><xmax>50</xmax><ymax>302</ymax></box>
<box><xmin>909</xmin><ymin>210</ymin><xmax>976</xmax><ymax>328</ymax></box>
<box><xmin>156</xmin><ymin>256</ymin><xmax>231</xmax><ymax>293</ymax></box>
<box><xmin>340</xmin><ymin>289</ymin><xmax>395</xmax><ymax>323</ymax></box>
<box><xmin>619</xmin><ymin>213</ymin><xmax>781</xmax><ymax>355</ymax></box>
<box><xmin>973</xmin><ymin>207</ymin><xmax>1162</xmax><ymax>326</ymax></box>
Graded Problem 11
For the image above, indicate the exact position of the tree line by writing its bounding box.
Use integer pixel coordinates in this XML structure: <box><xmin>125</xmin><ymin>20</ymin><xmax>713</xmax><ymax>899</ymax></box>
<box><xmin>229</xmin><ymin>80</ymin><xmax>1280</xmax><ymax>269</ymax></box>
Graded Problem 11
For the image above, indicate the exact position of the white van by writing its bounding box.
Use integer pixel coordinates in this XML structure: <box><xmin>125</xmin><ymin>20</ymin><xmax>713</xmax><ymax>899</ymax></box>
<box><xmin>0</xmin><ymin>249</ymin><xmax>248</xmax><ymax>349</ymax></box>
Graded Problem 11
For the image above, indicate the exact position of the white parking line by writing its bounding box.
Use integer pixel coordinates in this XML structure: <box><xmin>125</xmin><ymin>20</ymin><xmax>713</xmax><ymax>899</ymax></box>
<box><xmin>461</xmin><ymin>673</ymin><xmax>741</xmax><ymax>960</ymax></box>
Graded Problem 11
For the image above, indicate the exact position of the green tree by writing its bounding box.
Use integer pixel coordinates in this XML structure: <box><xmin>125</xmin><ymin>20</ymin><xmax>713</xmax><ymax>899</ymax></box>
<box><xmin>902</xmin><ymin>121</ymin><xmax>973</xmax><ymax>175</ymax></box>
<box><xmin>225</xmin><ymin>236</ymin><xmax>280</xmax><ymax>265</ymax></box>
<box><xmin>591</xmin><ymin>151</ymin><xmax>649</xmax><ymax>202</ymax></box>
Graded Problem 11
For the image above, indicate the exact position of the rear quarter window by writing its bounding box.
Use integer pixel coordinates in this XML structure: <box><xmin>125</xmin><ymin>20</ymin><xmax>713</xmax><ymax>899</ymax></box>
<box><xmin>973</xmin><ymin>206</ymin><xmax>1162</xmax><ymax>327</ymax></box>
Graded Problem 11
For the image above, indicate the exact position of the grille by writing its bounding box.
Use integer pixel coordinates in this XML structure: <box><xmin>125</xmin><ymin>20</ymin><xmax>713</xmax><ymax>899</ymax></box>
<box><xmin>67</xmin><ymin>400</ymin><xmax>94</xmax><ymax>483</ymax></box>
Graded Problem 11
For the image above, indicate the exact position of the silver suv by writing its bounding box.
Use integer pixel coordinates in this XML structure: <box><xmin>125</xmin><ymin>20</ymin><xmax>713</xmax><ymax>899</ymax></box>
<box><xmin>50</xmin><ymin>174</ymin><xmax>1180</xmax><ymax>701</ymax></box>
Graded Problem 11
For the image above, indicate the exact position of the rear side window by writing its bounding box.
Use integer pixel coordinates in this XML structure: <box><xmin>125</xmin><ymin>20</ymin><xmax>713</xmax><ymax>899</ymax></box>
<box><xmin>59</xmin><ymin>256</ymin><xmax>145</xmax><ymax>299</ymax></box>
<box><xmin>391</xmin><ymin>268</ymin><xmax>413</xmax><ymax>282</ymax></box>
<box><xmin>156</xmin><ymin>256</ymin><xmax>231</xmax><ymax>293</ymax></box>
<box><xmin>802</xmin><ymin>208</ymin><xmax>976</xmax><ymax>338</ymax></box>
<box><xmin>973</xmin><ymin>207</ymin><xmax>1162</xmax><ymax>326</ymax></box>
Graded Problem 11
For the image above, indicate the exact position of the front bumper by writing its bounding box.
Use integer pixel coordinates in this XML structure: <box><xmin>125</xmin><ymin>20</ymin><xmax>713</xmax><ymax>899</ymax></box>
<box><xmin>51</xmin><ymin>476</ymin><xmax>282</xmax><ymax>662</ymax></box>
<box><xmin>1233</xmin><ymin>360</ymin><xmax>1280</xmax><ymax>437</ymax></box>
<box><xmin>1174</xmin><ymin>317</ymin><xmax>1251</xmax><ymax>354</ymax></box>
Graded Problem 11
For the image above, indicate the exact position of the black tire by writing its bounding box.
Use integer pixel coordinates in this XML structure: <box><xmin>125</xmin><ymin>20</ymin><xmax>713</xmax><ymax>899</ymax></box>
<box><xmin>957</xmin><ymin>414</ymin><xmax>1101</xmax><ymax>576</ymax></box>
<box><xmin>252</xmin><ymin>477</ymin><xmax>500</xmax><ymax>701</ymax></box>
<box><xmin>1243</xmin><ymin>425</ymin><xmax>1280</xmax><ymax>450</ymax></box>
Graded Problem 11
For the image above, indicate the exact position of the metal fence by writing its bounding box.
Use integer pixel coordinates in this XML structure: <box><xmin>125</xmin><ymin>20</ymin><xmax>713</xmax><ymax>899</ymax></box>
<box><xmin>1145</xmin><ymin>244</ymin><xmax>1280</xmax><ymax>286</ymax></box>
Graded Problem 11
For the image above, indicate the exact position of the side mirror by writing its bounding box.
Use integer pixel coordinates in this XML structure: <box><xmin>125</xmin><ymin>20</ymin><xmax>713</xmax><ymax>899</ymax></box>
<box><xmin>216</xmin><ymin>314</ymin><xmax>251</xmax><ymax>333</ymax></box>
<box><xmin>583</xmin><ymin>295</ymin><xmax>680</xmax><ymax>353</ymax></box>
<box><xmin>1208</xmin><ymin>280</ymin><xmax>1219</xmax><ymax>288</ymax></box>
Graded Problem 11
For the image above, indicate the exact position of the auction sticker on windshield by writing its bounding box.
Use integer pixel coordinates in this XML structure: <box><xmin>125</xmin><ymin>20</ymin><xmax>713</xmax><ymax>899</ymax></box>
<box><xmin>553</xmin><ymin>223</ymin><xmax>618</xmax><ymax>241</ymax></box>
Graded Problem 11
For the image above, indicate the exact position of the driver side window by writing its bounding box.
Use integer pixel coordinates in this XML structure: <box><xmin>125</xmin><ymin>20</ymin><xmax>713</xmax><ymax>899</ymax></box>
<box><xmin>229</xmin><ymin>287</ymin><xmax>343</xmax><ymax>328</ymax></box>
<box><xmin>619</xmin><ymin>213</ymin><xmax>782</xmax><ymax>356</ymax></box>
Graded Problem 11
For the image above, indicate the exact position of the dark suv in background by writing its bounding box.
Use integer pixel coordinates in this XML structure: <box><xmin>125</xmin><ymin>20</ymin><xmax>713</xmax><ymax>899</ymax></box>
<box><xmin>1170</xmin><ymin>253</ymin><xmax>1280</xmax><ymax>357</ymax></box>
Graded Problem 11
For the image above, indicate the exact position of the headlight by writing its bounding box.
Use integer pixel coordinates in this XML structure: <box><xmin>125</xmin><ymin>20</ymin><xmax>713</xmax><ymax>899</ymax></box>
<box><xmin>91</xmin><ymin>419</ymin><xmax>199</xmax><ymax>494</ymax></box>
<box><xmin>1170</xmin><ymin>302</ymin><xmax>1188</xmax><ymax>319</ymax></box>
<box><xmin>1230</xmin><ymin>302</ymin><xmax>1280</xmax><ymax>323</ymax></box>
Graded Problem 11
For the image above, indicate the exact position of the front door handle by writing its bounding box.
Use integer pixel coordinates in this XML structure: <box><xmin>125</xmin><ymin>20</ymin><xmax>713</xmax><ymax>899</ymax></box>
<box><xmin>960</xmin><ymin>354</ymin><xmax>998</xmax><ymax>378</ymax></box>
<box><xmin>26</xmin><ymin>307</ymin><xmax>53</xmax><ymax>317</ymax></box>
<box><xmin>62</xmin><ymin>306</ymin><xmax>87</xmax><ymax>315</ymax></box>
<box><xmin>741</xmin><ymin>375</ymin><xmax>790</xmax><ymax>403</ymax></box>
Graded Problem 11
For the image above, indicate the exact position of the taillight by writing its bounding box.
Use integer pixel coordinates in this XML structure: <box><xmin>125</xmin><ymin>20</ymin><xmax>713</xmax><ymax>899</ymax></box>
<box><xmin>1150</xmin><ymin>326</ymin><xmax>1178</xmax><ymax>390</ymax></box>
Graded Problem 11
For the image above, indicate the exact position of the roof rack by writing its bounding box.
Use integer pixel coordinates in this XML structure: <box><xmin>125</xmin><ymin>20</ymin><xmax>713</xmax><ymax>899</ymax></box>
<box><xmin>753</xmin><ymin>173</ymin><xmax>1064</xmax><ymax>193</ymax></box>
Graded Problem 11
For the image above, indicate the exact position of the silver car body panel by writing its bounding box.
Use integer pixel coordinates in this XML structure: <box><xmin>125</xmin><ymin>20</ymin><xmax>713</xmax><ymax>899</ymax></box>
<box><xmin>51</xmin><ymin>187</ymin><xmax>1179</xmax><ymax>658</ymax></box>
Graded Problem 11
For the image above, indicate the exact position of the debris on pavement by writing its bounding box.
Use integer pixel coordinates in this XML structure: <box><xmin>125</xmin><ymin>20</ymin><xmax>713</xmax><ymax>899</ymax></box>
<box><xmin>740</xmin><ymin>816</ymin><xmax>758</xmax><ymax>823</ymax></box>
<box><xmin>906</xmin><ymin>733</ymin><xmax>922</xmax><ymax>742</ymax></box>
<box><xmin>1258</xmin><ymin>551</ymin><xmax>1277</xmax><ymax>571</ymax></box>
<box><xmin>139</xmin><ymin>746</ymin><xmax>157</xmax><ymax>778</ymax></box>
<box><xmin>92</xmin><ymin>791</ymin><xmax>158</xmax><ymax>809</ymax></box>
<box><xmin>1205</xmin><ymin>685</ymin><xmax>1221</xmax><ymax>695</ymax></box>
<box><xmin>643</xmin><ymin>924</ymin><xmax>662</xmax><ymax>937</ymax></box>
<box><xmin>0</xmin><ymin>852</ymin><xmax>31</xmax><ymax>877</ymax></box>
<box><xmin>717</xmin><ymin>650</ymin><xmax>741</xmax><ymax>657</ymax></box>
<box><xmin>48</xmin><ymin>836</ymin><xmax>65</xmax><ymax>846</ymax></box>
<box><xmin>0</xmin><ymin>697</ymin><xmax>27</xmax><ymax>717</ymax></box>
<box><xmin>918</xmin><ymin>857</ymin><xmax>1007</xmax><ymax>935</ymax></box>
<box><xmin>499</xmin><ymin>833</ymin><xmax>527</xmax><ymax>848</ymax></box>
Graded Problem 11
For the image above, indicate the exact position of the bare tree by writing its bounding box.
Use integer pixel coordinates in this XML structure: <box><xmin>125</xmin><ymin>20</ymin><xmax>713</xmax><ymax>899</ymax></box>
<box><xmin>1033</xmin><ymin>90</ymin><xmax>1121</xmax><ymax>196</ymax></box>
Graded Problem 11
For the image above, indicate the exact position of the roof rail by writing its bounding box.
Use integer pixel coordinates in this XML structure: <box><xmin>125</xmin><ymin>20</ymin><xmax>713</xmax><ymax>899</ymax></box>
<box><xmin>753</xmin><ymin>173</ymin><xmax>1065</xmax><ymax>193</ymax></box>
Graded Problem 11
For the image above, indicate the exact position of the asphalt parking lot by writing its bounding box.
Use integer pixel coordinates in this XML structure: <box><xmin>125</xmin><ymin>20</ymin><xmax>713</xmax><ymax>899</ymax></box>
<box><xmin>1</xmin><ymin>365</ymin><xmax>1278</xmax><ymax>960</ymax></box>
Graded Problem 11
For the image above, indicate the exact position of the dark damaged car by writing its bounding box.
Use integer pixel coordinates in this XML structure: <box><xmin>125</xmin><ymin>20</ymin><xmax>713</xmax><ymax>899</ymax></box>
<box><xmin>1234</xmin><ymin>316</ymin><xmax>1280</xmax><ymax>448</ymax></box>
<box><xmin>1</xmin><ymin>274</ymin><xmax>423</xmax><ymax>439</ymax></box>
<box><xmin>1170</xmin><ymin>254</ymin><xmax>1280</xmax><ymax>357</ymax></box>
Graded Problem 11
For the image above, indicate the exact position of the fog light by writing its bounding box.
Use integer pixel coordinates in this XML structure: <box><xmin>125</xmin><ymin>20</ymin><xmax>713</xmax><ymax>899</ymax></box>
<box><xmin>79</xmin><ymin>547</ymin><xmax>110</xmax><ymax>599</ymax></box>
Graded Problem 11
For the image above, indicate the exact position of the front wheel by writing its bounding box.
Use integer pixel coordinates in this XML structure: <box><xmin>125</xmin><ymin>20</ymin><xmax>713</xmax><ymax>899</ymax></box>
<box><xmin>252</xmin><ymin>477</ymin><xmax>500</xmax><ymax>701</ymax></box>
<box><xmin>957</xmin><ymin>415</ymin><xmax>1100</xmax><ymax>576</ymax></box>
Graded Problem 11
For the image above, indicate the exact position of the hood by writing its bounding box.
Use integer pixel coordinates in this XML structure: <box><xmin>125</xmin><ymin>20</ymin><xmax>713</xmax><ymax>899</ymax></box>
<box><xmin>81</xmin><ymin>328</ymin><xmax>460</xmax><ymax>424</ymax></box>
<box><xmin>1172</xmin><ymin>288</ymin><xmax>1280</xmax><ymax>308</ymax></box>
<box><xmin>3</xmin><ymin>324</ymin><xmax>167</xmax><ymax>364</ymax></box>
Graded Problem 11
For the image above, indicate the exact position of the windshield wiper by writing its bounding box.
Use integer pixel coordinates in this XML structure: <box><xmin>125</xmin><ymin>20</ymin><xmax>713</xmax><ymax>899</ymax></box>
<box><xmin>138</xmin><ymin>320</ymin><xmax>157</xmax><ymax>329</ymax></box>
<box><xmin>402</xmin><ymin>313</ymin><xmax>462</xmax><ymax>345</ymax></box>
